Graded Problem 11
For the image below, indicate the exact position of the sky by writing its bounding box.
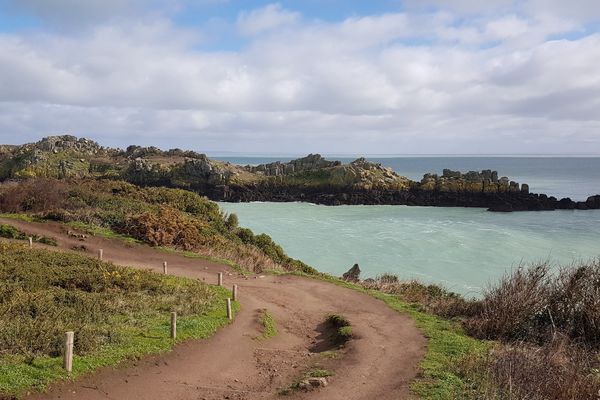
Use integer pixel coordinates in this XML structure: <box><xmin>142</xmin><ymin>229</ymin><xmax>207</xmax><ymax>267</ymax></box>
<box><xmin>0</xmin><ymin>0</ymin><xmax>599</xmax><ymax>155</ymax></box>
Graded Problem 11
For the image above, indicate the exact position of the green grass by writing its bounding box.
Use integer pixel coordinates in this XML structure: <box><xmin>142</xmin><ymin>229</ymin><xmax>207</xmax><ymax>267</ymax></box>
<box><xmin>271</xmin><ymin>270</ymin><xmax>490</xmax><ymax>399</ymax></box>
<box><xmin>0</xmin><ymin>287</ymin><xmax>239</xmax><ymax>396</ymax></box>
<box><xmin>369</xmin><ymin>291</ymin><xmax>490</xmax><ymax>399</ymax></box>
<box><xmin>157</xmin><ymin>246</ymin><xmax>250</xmax><ymax>276</ymax></box>
<box><xmin>0</xmin><ymin>243</ymin><xmax>240</xmax><ymax>397</ymax></box>
<box><xmin>0</xmin><ymin>223</ymin><xmax>57</xmax><ymax>246</ymax></box>
<box><xmin>65</xmin><ymin>221</ymin><xmax>141</xmax><ymax>245</ymax></box>
<box><xmin>258</xmin><ymin>309</ymin><xmax>278</xmax><ymax>339</ymax></box>
<box><xmin>0</xmin><ymin>213</ymin><xmax>37</xmax><ymax>222</ymax></box>
<box><xmin>326</xmin><ymin>313</ymin><xmax>353</xmax><ymax>343</ymax></box>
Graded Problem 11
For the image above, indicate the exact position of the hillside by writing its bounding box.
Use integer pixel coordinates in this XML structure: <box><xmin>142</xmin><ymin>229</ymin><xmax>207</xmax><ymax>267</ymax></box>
<box><xmin>0</xmin><ymin>178</ymin><xmax>315</xmax><ymax>274</ymax></box>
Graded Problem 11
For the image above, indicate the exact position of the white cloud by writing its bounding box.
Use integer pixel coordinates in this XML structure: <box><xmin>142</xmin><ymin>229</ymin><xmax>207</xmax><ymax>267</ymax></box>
<box><xmin>0</xmin><ymin>2</ymin><xmax>599</xmax><ymax>153</ymax></box>
<box><xmin>237</xmin><ymin>3</ymin><xmax>300</xmax><ymax>36</ymax></box>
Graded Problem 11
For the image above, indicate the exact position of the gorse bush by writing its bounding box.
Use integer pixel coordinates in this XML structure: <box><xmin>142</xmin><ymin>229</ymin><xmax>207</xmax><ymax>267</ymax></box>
<box><xmin>0</xmin><ymin>242</ymin><xmax>214</xmax><ymax>360</ymax></box>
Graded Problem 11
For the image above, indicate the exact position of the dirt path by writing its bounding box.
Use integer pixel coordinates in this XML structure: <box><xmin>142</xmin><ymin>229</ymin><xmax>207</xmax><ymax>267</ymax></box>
<box><xmin>1</xmin><ymin>218</ymin><xmax>426</xmax><ymax>400</ymax></box>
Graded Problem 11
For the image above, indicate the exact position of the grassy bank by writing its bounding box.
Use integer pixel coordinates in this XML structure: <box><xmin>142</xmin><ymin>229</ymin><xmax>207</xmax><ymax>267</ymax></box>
<box><xmin>0</xmin><ymin>242</ymin><xmax>238</xmax><ymax>397</ymax></box>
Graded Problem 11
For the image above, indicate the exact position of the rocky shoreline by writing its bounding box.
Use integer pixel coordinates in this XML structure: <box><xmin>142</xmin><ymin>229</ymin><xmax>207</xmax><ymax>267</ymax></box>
<box><xmin>206</xmin><ymin>182</ymin><xmax>600</xmax><ymax>212</ymax></box>
<box><xmin>1</xmin><ymin>136</ymin><xmax>599</xmax><ymax>212</ymax></box>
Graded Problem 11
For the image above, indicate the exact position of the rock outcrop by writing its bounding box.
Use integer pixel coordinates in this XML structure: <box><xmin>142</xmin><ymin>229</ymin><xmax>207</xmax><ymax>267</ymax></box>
<box><xmin>246</xmin><ymin>154</ymin><xmax>340</xmax><ymax>176</ymax></box>
<box><xmin>342</xmin><ymin>264</ymin><xmax>361</xmax><ymax>282</ymax></box>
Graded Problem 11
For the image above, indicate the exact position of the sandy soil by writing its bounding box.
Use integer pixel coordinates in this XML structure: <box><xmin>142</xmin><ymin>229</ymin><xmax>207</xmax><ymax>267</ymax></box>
<box><xmin>1</xmin><ymin>218</ymin><xmax>425</xmax><ymax>400</ymax></box>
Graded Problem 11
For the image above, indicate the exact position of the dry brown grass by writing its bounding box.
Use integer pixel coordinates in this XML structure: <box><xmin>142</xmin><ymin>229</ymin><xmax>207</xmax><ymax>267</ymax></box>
<box><xmin>466</xmin><ymin>260</ymin><xmax>600</xmax><ymax>347</ymax></box>
<box><xmin>457</xmin><ymin>337</ymin><xmax>600</xmax><ymax>400</ymax></box>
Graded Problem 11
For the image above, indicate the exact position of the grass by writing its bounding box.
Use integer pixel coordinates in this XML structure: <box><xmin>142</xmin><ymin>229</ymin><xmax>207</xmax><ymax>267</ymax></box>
<box><xmin>0</xmin><ymin>223</ymin><xmax>57</xmax><ymax>246</ymax></box>
<box><xmin>271</xmin><ymin>270</ymin><xmax>489</xmax><ymax>399</ymax></box>
<box><xmin>0</xmin><ymin>213</ymin><xmax>37</xmax><ymax>222</ymax></box>
<box><xmin>369</xmin><ymin>291</ymin><xmax>490</xmax><ymax>398</ymax></box>
<box><xmin>258</xmin><ymin>309</ymin><xmax>278</xmax><ymax>339</ymax></box>
<box><xmin>157</xmin><ymin>246</ymin><xmax>250</xmax><ymax>276</ymax></box>
<box><xmin>326</xmin><ymin>314</ymin><xmax>353</xmax><ymax>343</ymax></box>
<box><xmin>305</xmin><ymin>368</ymin><xmax>334</xmax><ymax>378</ymax></box>
<box><xmin>65</xmin><ymin>221</ymin><xmax>141</xmax><ymax>245</ymax></box>
<box><xmin>0</xmin><ymin>242</ymin><xmax>239</xmax><ymax>397</ymax></box>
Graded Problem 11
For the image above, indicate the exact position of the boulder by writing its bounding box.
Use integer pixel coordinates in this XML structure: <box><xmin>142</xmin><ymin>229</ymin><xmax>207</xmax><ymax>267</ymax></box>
<box><xmin>342</xmin><ymin>263</ymin><xmax>361</xmax><ymax>282</ymax></box>
<box><xmin>586</xmin><ymin>195</ymin><xmax>600</xmax><ymax>209</ymax></box>
<box><xmin>298</xmin><ymin>377</ymin><xmax>328</xmax><ymax>391</ymax></box>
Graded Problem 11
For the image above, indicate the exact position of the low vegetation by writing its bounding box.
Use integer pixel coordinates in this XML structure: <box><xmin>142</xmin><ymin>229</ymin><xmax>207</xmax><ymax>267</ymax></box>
<box><xmin>0</xmin><ymin>179</ymin><xmax>315</xmax><ymax>274</ymax></box>
<box><xmin>257</xmin><ymin>309</ymin><xmax>278</xmax><ymax>339</ymax></box>
<box><xmin>358</xmin><ymin>262</ymin><xmax>600</xmax><ymax>399</ymax></box>
<box><xmin>0</xmin><ymin>242</ymin><xmax>236</xmax><ymax>396</ymax></box>
<box><xmin>0</xmin><ymin>223</ymin><xmax>57</xmax><ymax>246</ymax></box>
<box><xmin>326</xmin><ymin>314</ymin><xmax>353</xmax><ymax>343</ymax></box>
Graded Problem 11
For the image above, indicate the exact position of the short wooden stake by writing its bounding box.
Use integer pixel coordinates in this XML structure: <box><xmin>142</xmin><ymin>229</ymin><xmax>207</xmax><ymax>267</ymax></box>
<box><xmin>28</xmin><ymin>237</ymin><xmax>33</xmax><ymax>249</ymax></box>
<box><xmin>170</xmin><ymin>312</ymin><xmax>177</xmax><ymax>339</ymax></box>
<box><xmin>232</xmin><ymin>284</ymin><xmax>238</xmax><ymax>301</ymax></box>
<box><xmin>98</xmin><ymin>249</ymin><xmax>103</xmax><ymax>261</ymax></box>
<box><xmin>226</xmin><ymin>298</ymin><xmax>232</xmax><ymax>320</ymax></box>
<box><xmin>163</xmin><ymin>261</ymin><xmax>168</xmax><ymax>274</ymax></box>
<box><xmin>63</xmin><ymin>331</ymin><xmax>74</xmax><ymax>372</ymax></box>
<box><xmin>218</xmin><ymin>272</ymin><xmax>223</xmax><ymax>286</ymax></box>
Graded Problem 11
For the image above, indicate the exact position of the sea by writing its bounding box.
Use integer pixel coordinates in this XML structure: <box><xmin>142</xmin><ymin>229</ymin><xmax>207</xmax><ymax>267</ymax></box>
<box><xmin>215</xmin><ymin>156</ymin><xmax>600</xmax><ymax>296</ymax></box>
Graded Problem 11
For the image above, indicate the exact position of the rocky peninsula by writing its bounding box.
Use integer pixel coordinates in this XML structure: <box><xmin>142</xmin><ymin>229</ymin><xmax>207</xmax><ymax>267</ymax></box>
<box><xmin>1</xmin><ymin>135</ymin><xmax>599</xmax><ymax>212</ymax></box>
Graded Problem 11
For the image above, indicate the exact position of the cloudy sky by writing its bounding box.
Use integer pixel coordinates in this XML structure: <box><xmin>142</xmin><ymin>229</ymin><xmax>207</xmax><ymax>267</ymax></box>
<box><xmin>0</xmin><ymin>0</ymin><xmax>599</xmax><ymax>155</ymax></box>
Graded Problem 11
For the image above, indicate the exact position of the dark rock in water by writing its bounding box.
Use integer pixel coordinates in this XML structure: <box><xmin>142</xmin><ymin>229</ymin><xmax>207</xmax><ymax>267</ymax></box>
<box><xmin>488</xmin><ymin>202</ymin><xmax>513</xmax><ymax>212</ymax></box>
<box><xmin>342</xmin><ymin>263</ymin><xmax>361</xmax><ymax>282</ymax></box>
<box><xmin>587</xmin><ymin>195</ymin><xmax>600</xmax><ymax>209</ymax></box>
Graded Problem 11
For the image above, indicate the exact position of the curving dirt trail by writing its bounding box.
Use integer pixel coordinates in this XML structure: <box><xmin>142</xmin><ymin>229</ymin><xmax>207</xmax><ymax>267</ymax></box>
<box><xmin>1</xmin><ymin>218</ymin><xmax>425</xmax><ymax>400</ymax></box>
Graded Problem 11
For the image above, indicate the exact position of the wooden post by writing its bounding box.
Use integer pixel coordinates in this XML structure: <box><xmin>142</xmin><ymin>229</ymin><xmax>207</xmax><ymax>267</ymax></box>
<box><xmin>226</xmin><ymin>298</ymin><xmax>232</xmax><ymax>320</ymax></box>
<box><xmin>232</xmin><ymin>284</ymin><xmax>238</xmax><ymax>301</ymax></box>
<box><xmin>28</xmin><ymin>237</ymin><xmax>33</xmax><ymax>249</ymax></box>
<box><xmin>163</xmin><ymin>261</ymin><xmax>168</xmax><ymax>274</ymax></box>
<box><xmin>98</xmin><ymin>249</ymin><xmax>103</xmax><ymax>261</ymax></box>
<box><xmin>64</xmin><ymin>331</ymin><xmax>74</xmax><ymax>372</ymax></box>
<box><xmin>170</xmin><ymin>312</ymin><xmax>177</xmax><ymax>339</ymax></box>
<box><xmin>218</xmin><ymin>272</ymin><xmax>223</xmax><ymax>286</ymax></box>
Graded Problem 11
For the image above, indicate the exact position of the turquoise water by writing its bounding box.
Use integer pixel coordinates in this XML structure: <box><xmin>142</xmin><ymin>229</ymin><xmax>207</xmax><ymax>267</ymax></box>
<box><xmin>214</xmin><ymin>156</ymin><xmax>600</xmax><ymax>200</ymax></box>
<box><xmin>219</xmin><ymin>202</ymin><xmax>600</xmax><ymax>297</ymax></box>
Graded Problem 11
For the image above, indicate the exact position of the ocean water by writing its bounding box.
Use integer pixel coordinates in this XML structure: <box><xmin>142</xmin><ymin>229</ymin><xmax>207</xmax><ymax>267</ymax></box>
<box><xmin>213</xmin><ymin>156</ymin><xmax>600</xmax><ymax>200</ymax></box>
<box><xmin>215</xmin><ymin>156</ymin><xmax>600</xmax><ymax>296</ymax></box>
<box><xmin>218</xmin><ymin>202</ymin><xmax>600</xmax><ymax>297</ymax></box>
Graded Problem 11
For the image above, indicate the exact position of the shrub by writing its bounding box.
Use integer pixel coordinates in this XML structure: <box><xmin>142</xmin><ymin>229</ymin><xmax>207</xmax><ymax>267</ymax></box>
<box><xmin>361</xmin><ymin>275</ymin><xmax>479</xmax><ymax>319</ymax></box>
<box><xmin>466</xmin><ymin>260</ymin><xmax>600</xmax><ymax>347</ymax></box>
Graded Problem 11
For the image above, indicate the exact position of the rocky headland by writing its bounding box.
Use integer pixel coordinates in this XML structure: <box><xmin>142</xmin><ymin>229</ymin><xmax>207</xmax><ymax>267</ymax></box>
<box><xmin>1</xmin><ymin>135</ymin><xmax>598</xmax><ymax>212</ymax></box>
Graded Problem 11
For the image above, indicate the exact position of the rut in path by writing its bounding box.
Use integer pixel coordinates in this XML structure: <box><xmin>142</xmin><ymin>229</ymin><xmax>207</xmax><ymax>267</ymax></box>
<box><xmin>1</xmin><ymin>218</ymin><xmax>426</xmax><ymax>400</ymax></box>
